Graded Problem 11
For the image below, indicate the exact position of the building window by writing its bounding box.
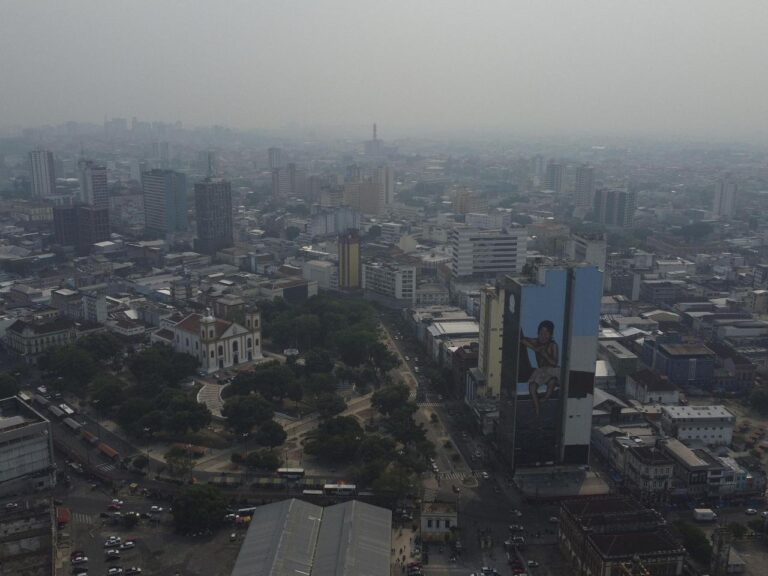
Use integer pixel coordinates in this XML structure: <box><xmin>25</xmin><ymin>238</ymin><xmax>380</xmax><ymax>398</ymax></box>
<box><xmin>210</xmin><ymin>329</ymin><xmax>214</xmax><ymax>338</ymax></box>
<box><xmin>445</xmin><ymin>519</ymin><xmax>451</xmax><ymax>528</ymax></box>
<box><xmin>247</xmin><ymin>337</ymin><xmax>252</xmax><ymax>348</ymax></box>
<box><xmin>427</xmin><ymin>519</ymin><xmax>433</xmax><ymax>528</ymax></box>
<box><xmin>210</xmin><ymin>350</ymin><xmax>214</xmax><ymax>358</ymax></box>
<box><xmin>218</xmin><ymin>345</ymin><xmax>224</xmax><ymax>356</ymax></box>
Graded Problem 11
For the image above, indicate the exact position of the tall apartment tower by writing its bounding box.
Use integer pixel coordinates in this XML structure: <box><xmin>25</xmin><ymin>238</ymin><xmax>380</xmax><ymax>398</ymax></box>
<box><xmin>593</xmin><ymin>188</ymin><xmax>636</xmax><ymax>227</ymax></box>
<box><xmin>374</xmin><ymin>165</ymin><xmax>394</xmax><ymax>211</ymax></box>
<box><xmin>574</xmin><ymin>164</ymin><xmax>595</xmax><ymax>216</ymax></box>
<box><xmin>544</xmin><ymin>160</ymin><xmax>565</xmax><ymax>193</ymax></box>
<box><xmin>713</xmin><ymin>177</ymin><xmax>736</xmax><ymax>219</ymax></box>
<box><xmin>78</xmin><ymin>160</ymin><xmax>109</xmax><ymax>209</ymax></box>
<box><xmin>478</xmin><ymin>284</ymin><xmax>506</xmax><ymax>399</ymax></box>
<box><xmin>498</xmin><ymin>265</ymin><xmax>603</xmax><ymax>469</ymax></box>
<box><xmin>338</xmin><ymin>229</ymin><xmax>361</xmax><ymax>290</ymax></box>
<box><xmin>142</xmin><ymin>169</ymin><xmax>188</xmax><ymax>237</ymax></box>
<box><xmin>194</xmin><ymin>178</ymin><xmax>233</xmax><ymax>255</ymax></box>
<box><xmin>29</xmin><ymin>149</ymin><xmax>56</xmax><ymax>198</ymax></box>
<box><xmin>268</xmin><ymin>147</ymin><xmax>284</xmax><ymax>170</ymax></box>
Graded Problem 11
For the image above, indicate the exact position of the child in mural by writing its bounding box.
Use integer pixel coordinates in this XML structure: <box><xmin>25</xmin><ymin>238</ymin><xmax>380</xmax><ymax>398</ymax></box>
<box><xmin>521</xmin><ymin>320</ymin><xmax>559</xmax><ymax>417</ymax></box>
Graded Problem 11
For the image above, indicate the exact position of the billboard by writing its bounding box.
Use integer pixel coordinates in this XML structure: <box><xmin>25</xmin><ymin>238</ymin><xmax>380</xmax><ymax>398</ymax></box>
<box><xmin>500</xmin><ymin>266</ymin><xmax>601</xmax><ymax>468</ymax></box>
<box><xmin>503</xmin><ymin>268</ymin><xmax>567</xmax><ymax>467</ymax></box>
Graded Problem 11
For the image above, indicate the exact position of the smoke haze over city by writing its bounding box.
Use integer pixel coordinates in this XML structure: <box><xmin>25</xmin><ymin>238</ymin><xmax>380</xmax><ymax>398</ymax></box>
<box><xmin>2</xmin><ymin>0</ymin><xmax>768</xmax><ymax>141</ymax></box>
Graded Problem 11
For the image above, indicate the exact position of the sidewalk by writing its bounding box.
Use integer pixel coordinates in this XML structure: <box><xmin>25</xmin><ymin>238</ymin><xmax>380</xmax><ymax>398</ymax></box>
<box><xmin>391</xmin><ymin>525</ymin><xmax>418</xmax><ymax>576</ymax></box>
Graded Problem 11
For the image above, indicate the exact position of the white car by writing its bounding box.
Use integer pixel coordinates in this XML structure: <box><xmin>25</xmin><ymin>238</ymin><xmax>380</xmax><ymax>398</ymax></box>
<box><xmin>481</xmin><ymin>471</ymin><xmax>490</xmax><ymax>480</ymax></box>
<box><xmin>548</xmin><ymin>516</ymin><xmax>560</xmax><ymax>523</ymax></box>
<box><xmin>71</xmin><ymin>556</ymin><xmax>88</xmax><ymax>565</ymax></box>
<box><xmin>745</xmin><ymin>508</ymin><xmax>758</xmax><ymax>515</ymax></box>
<box><xmin>108</xmin><ymin>568</ymin><xmax>124</xmax><ymax>576</ymax></box>
<box><xmin>150</xmin><ymin>505</ymin><xmax>163</xmax><ymax>513</ymax></box>
<box><xmin>120</xmin><ymin>541</ymin><xmax>135</xmax><ymax>550</ymax></box>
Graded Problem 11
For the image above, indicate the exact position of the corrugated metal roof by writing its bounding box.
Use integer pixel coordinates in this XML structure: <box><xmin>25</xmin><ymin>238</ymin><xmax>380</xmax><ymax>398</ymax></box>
<box><xmin>231</xmin><ymin>499</ymin><xmax>322</xmax><ymax>576</ymax></box>
<box><xmin>230</xmin><ymin>499</ymin><xmax>391</xmax><ymax>576</ymax></box>
<box><xmin>313</xmin><ymin>501</ymin><xmax>391</xmax><ymax>576</ymax></box>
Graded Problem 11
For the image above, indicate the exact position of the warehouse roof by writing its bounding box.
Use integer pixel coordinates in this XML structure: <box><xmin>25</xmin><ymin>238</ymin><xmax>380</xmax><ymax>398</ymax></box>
<box><xmin>231</xmin><ymin>499</ymin><xmax>391</xmax><ymax>576</ymax></box>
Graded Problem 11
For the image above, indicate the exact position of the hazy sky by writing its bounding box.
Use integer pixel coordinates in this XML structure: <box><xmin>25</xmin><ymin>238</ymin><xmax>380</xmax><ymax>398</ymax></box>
<box><xmin>2</xmin><ymin>0</ymin><xmax>767</xmax><ymax>140</ymax></box>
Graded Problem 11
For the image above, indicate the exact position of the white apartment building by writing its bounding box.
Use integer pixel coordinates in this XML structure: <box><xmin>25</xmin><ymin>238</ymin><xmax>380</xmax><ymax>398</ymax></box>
<box><xmin>567</xmin><ymin>232</ymin><xmax>606</xmax><ymax>271</ymax></box>
<box><xmin>362</xmin><ymin>261</ymin><xmax>416</xmax><ymax>303</ymax></box>
<box><xmin>450</xmin><ymin>226</ymin><xmax>526</xmax><ymax>278</ymax></box>
<box><xmin>660</xmin><ymin>405</ymin><xmax>735</xmax><ymax>446</ymax></box>
<box><xmin>29</xmin><ymin>149</ymin><xmax>56</xmax><ymax>198</ymax></box>
<box><xmin>464</xmin><ymin>212</ymin><xmax>511</xmax><ymax>230</ymax></box>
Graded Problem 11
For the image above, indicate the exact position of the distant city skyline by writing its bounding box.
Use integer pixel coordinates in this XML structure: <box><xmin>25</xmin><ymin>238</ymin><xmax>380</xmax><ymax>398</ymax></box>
<box><xmin>1</xmin><ymin>1</ymin><xmax>767</xmax><ymax>142</ymax></box>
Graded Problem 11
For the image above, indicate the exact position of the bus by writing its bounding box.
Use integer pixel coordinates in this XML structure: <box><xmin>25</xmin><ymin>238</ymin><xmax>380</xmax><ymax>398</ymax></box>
<box><xmin>301</xmin><ymin>489</ymin><xmax>324</xmax><ymax>496</ymax></box>
<box><xmin>80</xmin><ymin>430</ymin><xmax>100</xmax><ymax>445</ymax></box>
<box><xmin>63</xmin><ymin>417</ymin><xmax>82</xmax><ymax>433</ymax></box>
<box><xmin>59</xmin><ymin>404</ymin><xmax>76</xmax><ymax>417</ymax></box>
<box><xmin>33</xmin><ymin>394</ymin><xmax>50</xmax><ymax>408</ymax></box>
<box><xmin>277</xmin><ymin>468</ymin><xmax>305</xmax><ymax>480</ymax></box>
<box><xmin>48</xmin><ymin>405</ymin><xmax>65</xmax><ymax>419</ymax></box>
<box><xmin>323</xmin><ymin>484</ymin><xmax>357</xmax><ymax>496</ymax></box>
<box><xmin>97</xmin><ymin>442</ymin><xmax>120</xmax><ymax>461</ymax></box>
<box><xmin>18</xmin><ymin>391</ymin><xmax>32</xmax><ymax>403</ymax></box>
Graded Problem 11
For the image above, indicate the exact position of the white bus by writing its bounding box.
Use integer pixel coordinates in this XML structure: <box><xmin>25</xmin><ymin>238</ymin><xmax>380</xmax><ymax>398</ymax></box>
<box><xmin>323</xmin><ymin>484</ymin><xmax>356</xmax><ymax>496</ymax></box>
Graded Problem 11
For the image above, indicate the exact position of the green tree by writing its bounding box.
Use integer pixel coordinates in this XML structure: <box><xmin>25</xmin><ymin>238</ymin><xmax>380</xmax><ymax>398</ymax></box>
<box><xmin>0</xmin><ymin>373</ymin><xmax>19</xmax><ymax>398</ymax></box>
<box><xmin>117</xmin><ymin>398</ymin><xmax>155</xmax><ymax>436</ymax></box>
<box><xmin>164</xmin><ymin>451</ymin><xmax>193</xmax><ymax>478</ymax></box>
<box><xmin>372</xmin><ymin>383</ymin><xmax>410</xmax><ymax>416</ymax></box>
<box><xmin>372</xmin><ymin>463</ymin><xmax>415</xmax><ymax>499</ymax></box>
<box><xmin>222</xmin><ymin>394</ymin><xmax>274</xmax><ymax>435</ymax></box>
<box><xmin>128</xmin><ymin>344</ymin><xmax>198</xmax><ymax>387</ymax></box>
<box><xmin>40</xmin><ymin>345</ymin><xmax>97</xmax><ymax>394</ymax></box>
<box><xmin>749</xmin><ymin>388</ymin><xmax>768</xmax><ymax>415</ymax></box>
<box><xmin>90</xmin><ymin>373</ymin><xmax>126</xmax><ymax>409</ymax></box>
<box><xmin>673</xmin><ymin>521</ymin><xmax>712</xmax><ymax>565</ymax></box>
<box><xmin>728</xmin><ymin>522</ymin><xmax>747</xmax><ymax>539</ymax></box>
<box><xmin>78</xmin><ymin>333</ymin><xmax>123</xmax><ymax>362</ymax></box>
<box><xmin>304</xmin><ymin>349</ymin><xmax>334</xmax><ymax>374</ymax></box>
<box><xmin>314</xmin><ymin>392</ymin><xmax>347</xmax><ymax>419</ymax></box>
<box><xmin>254</xmin><ymin>420</ymin><xmax>287</xmax><ymax>448</ymax></box>
<box><xmin>172</xmin><ymin>484</ymin><xmax>227</xmax><ymax>534</ymax></box>
<box><xmin>304</xmin><ymin>416</ymin><xmax>363</xmax><ymax>463</ymax></box>
<box><xmin>333</xmin><ymin>329</ymin><xmax>376</xmax><ymax>367</ymax></box>
<box><xmin>132</xmin><ymin>455</ymin><xmax>149</xmax><ymax>470</ymax></box>
<box><xmin>162</xmin><ymin>396</ymin><xmax>211</xmax><ymax>435</ymax></box>
<box><xmin>285</xmin><ymin>226</ymin><xmax>301</xmax><ymax>241</ymax></box>
<box><xmin>257</xmin><ymin>450</ymin><xmax>281</xmax><ymax>471</ymax></box>
<box><xmin>368</xmin><ymin>342</ymin><xmax>400</xmax><ymax>377</ymax></box>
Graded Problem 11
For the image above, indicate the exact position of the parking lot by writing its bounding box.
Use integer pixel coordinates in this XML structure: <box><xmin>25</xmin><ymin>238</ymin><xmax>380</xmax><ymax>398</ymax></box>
<box><xmin>60</xmin><ymin>476</ymin><xmax>243</xmax><ymax>576</ymax></box>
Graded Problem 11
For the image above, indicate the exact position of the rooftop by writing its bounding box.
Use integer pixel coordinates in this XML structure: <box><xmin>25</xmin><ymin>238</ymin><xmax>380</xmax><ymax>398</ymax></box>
<box><xmin>661</xmin><ymin>405</ymin><xmax>734</xmax><ymax>420</ymax></box>
<box><xmin>231</xmin><ymin>499</ymin><xmax>391</xmax><ymax>576</ymax></box>
<box><xmin>589</xmin><ymin>527</ymin><xmax>684</xmax><ymax>559</ymax></box>
<box><xmin>659</xmin><ymin>343</ymin><xmax>714</xmax><ymax>357</ymax></box>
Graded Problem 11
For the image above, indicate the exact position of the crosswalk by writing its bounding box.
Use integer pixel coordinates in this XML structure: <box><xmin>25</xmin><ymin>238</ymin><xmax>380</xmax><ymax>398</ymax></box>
<box><xmin>95</xmin><ymin>463</ymin><xmax>116</xmax><ymax>473</ymax></box>
<box><xmin>437</xmin><ymin>470</ymin><xmax>487</xmax><ymax>480</ymax></box>
<box><xmin>72</xmin><ymin>512</ymin><xmax>95</xmax><ymax>524</ymax></box>
<box><xmin>418</xmin><ymin>401</ymin><xmax>442</xmax><ymax>407</ymax></box>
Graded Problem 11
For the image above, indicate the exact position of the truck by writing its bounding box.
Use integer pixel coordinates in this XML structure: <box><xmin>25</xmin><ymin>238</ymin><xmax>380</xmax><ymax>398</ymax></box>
<box><xmin>693</xmin><ymin>508</ymin><xmax>717</xmax><ymax>522</ymax></box>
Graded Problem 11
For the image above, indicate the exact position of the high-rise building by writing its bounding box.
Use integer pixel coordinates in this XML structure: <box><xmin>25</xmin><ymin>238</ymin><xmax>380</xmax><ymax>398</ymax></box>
<box><xmin>364</xmin><ymin>123</ymin><xmax>384</xmax><ymax>156</ymax></box>
<box><xmin>713</xmin><ymin>177</ymin><xmax>736</xmax><ymax>219</ymax></box>
<box><xmin>142</xmin><ymin>169</ymin><xmax>188</xmax><ymax>237</ymax></box>
<box><xmin>593</xmin><ymin>188</ymin><xmax>636</xmax><ymax>227</ymax></box>
<box><xmin>574</xmin><ymin>164</ymin><xmax>595</xmax><ymax>216</ymax></box>
<box><xmin>29</xmin><ymin>149</ymin><xmax>56</xmax><ymax>198</ymax></box>
<box><xmin>78</xmin><ymin>160</ymin><xmax>109</xmax><ymax>209</ymax></box>
<box><xmin>194</xmin><ymin>178</ymin><xmax>233</xmax><ymax>255</ymax></box>
<box><xmin>374</xmin><ymin>165</ymin><xmax>394</xmax><ymax>211</ymax></box>
<box><xmin>271</xmin><ymin>163</ymin><xmax>307</xmax><ymax>198</ymax></box>
<box><xmin>268</xmin><ymin>147</ymin><xmax>284</xmax><ymax>170</ymax></box>
<box><xmin>338</xmin><ymin>230</ymin><xmax>361</xmax><ymax>290</ymax></box>
<box><xmin>498</xmin><ymin>265</ymin><xmax>602</xmax><ymax>468</ymax></box>
<box><xmin>478</xmin><ymin>284</ymin><xmax>505</xmax><ymax>399</ymax></box>
<box><xmin>53</xmin><ymin>204</ymin><xmax>109</xmax><ymax>255</ymax></box>
<box><xmin>450</xmin><ymin>226</ymin><xmax>527</xmax><ymax>278</ymax></box>
<box><xmin>544</xmin><ymin>160</ymin><xmax>565</xmax><ymax>193</ymax></box>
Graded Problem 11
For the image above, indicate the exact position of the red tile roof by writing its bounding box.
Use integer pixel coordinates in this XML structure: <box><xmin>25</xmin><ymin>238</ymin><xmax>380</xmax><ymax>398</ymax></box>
<box><xmin>175</xmin><ymin>313</ymin><xmax>232</xmax><ymax>338</ymax></box>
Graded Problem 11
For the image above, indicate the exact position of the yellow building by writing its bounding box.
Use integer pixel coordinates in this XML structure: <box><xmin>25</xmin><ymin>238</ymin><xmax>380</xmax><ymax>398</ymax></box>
<box><xmin>338</xmin><ymin>230</ymin><xmax>361</xmax><ymax>289</ymax></box>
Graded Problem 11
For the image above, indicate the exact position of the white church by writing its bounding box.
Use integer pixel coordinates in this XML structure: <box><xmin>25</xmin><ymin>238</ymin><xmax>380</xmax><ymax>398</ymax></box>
<box><xmin>154</xmin><ymin>308</ymin><xmax>262</xmax><ymax>373</ymax></box>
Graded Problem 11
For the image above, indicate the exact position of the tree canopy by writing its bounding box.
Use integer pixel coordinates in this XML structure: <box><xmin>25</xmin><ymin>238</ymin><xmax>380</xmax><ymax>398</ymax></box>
<box><xmin>222</xmin><ymin>394</ymin><xmax>274</xmax><ymax>435</ymax></box>
<box><xmin>172</xmin><ymin>484</ymin><xmax>227</xmax><ymax>534</ymax></box>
